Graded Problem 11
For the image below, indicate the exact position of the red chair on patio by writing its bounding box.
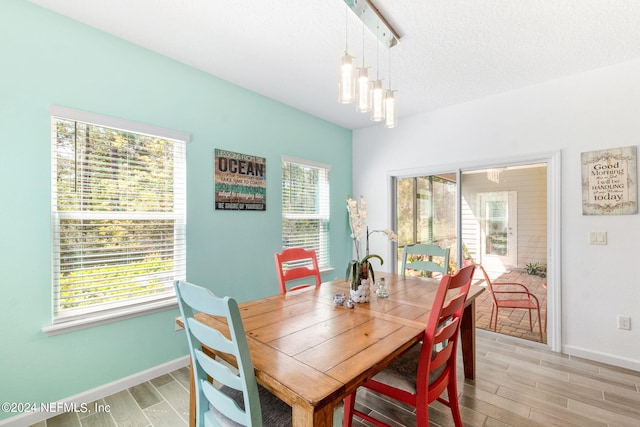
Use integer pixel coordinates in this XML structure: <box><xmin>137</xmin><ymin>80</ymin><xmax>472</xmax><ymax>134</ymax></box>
<box><xmin>342</xmin><ymin>264</ymin><xmax>475</xmax><ymax>427</ymax></box>
<box><xmin>478</xmin><ymin>264</ymin><xmax>543</xmax><ymax>341</ymax></box>
<box><xmin>274</xmin><ymin>247</ymin><xmax>321</xmax><ymax>294</ymax></box>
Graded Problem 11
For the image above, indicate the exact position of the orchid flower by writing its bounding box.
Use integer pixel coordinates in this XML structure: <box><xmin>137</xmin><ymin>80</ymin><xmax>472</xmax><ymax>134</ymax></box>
<box><xmin>346</xmin><ymin>196</ymin><xmax>398</xmax><ymax>286</ymax></box>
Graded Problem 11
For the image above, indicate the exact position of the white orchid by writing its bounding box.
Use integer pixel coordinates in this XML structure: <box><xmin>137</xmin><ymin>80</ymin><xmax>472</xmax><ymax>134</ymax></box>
<box><xmin>347</xmin><ymin>196</ymin><xmax>367</xmax><ymax>242</ymax></box>
<box><xmin>346</xmin><ymin>197</ymin><xmax>398</xmax><ymax>288</ymax></box>
<box><xmin>371</xmin><ymin>228</ymin><xmax>398</xmax><ymax>242</ymax></box>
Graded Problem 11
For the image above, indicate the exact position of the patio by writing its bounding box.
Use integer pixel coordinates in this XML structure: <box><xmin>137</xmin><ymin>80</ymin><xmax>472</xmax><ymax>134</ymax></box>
<box><xmin>472</xmin><ymin>267</ymin><xmax>548</xmax><ymax>343</ymax></box>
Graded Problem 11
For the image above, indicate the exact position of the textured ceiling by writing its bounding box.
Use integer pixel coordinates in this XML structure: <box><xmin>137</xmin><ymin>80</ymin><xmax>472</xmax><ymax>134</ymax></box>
<box><xmin>28</xmin><ymin>0</ymin><xmax>640</xmax><ymax>130</ymax></box>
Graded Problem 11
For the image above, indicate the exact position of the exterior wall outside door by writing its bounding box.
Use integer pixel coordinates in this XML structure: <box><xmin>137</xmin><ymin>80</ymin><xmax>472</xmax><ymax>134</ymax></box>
<box><xmin>461</xmin><ymin>165</ymin><xmax>547</xmax><ymax>270</ymax></box>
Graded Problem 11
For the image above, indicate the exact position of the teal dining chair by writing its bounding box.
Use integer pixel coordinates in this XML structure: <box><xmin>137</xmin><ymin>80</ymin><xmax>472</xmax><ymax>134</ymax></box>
<box><xmin>401</xmin><ymin>243</ymin><xmax>451</xmax><ymax>277</ymax></box>
<box><xmin>174</xmin><ymin>280</ymin><xmax>291</xmax><ymax>426</ymax></box>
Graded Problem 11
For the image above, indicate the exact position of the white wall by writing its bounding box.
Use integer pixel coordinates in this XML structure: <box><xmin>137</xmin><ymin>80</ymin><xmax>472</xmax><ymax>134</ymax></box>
<box><xmin>353</xmin><ymin>58</ymin><xmax>640</xmax><ymax>371</ymax></box>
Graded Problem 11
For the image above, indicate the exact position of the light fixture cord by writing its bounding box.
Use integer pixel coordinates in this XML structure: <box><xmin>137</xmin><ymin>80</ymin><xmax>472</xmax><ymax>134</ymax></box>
<box><xmin>388</xmin><ymin>46</ymin><xmax>392</xmax><ymax>88</ymax></box>
<box><xmin>345</xmin><ymin>6</ymin><xmax>349</xmax><ymax>52</ymax></box>
<box><xmin>376</xmin><ymin>24</ymin><xmax>380</xmax><ymax>79</ymax></box>
<box><xmin>362</xmin><ymin>22</ymin><xmax>366</xmax><ymax>67</ymax></box>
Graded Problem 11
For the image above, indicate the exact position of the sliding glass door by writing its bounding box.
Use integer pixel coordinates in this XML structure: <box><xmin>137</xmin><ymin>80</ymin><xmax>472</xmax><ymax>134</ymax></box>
<box><xmin>394</xmin><ymin>163</ymin><xmax>547</xmax><ymax>273</ymax></box>
<box><xmin>395</xmin><ymin>174</ymin><xmax>457</xmax><ymax>272</ymax></box>
<box><xmin>392</xmin><ymin>159</ymin><xmax>555</xmax><ymax>347</ymax></box>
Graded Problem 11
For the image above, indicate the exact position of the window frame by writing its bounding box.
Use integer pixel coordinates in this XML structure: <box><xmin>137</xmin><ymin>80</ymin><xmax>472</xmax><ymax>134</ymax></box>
<box><xmin>281</xmin><ymin>156</ymin><xmax>331</xmax><ymax>270</ymax></box>
<box><xmin>44</xmin><ymin>105</ymin><xmax>189</xmax><ymax>336</ymax></box>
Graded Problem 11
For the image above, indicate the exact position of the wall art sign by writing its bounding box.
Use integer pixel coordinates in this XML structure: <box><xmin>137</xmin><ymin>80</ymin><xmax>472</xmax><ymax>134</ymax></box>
<box><xmin>214</xmin><ymin>149</ymin><xmax>266</xmax><ymax>211</ymax></box>
<box><xmin>581</xmin><ymin>146</ymin><xmax>637</xmax><ymax>215</ymax></box>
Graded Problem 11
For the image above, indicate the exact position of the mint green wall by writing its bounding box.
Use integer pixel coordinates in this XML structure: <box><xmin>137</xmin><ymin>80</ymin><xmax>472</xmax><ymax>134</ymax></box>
<box><xmin>0</xmin><ymin>1</ymin><xmax>351</xmax><ymax>419</ymax></box>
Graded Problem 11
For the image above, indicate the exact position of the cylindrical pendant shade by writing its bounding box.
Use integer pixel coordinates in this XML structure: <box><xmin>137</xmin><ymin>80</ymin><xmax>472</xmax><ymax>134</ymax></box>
<box><xmin>356</xmin><ymin>67</ymin><xmax>371</xmax><ymax>113</ymax></box>
<box><xmin>338</xmin><ymin>52</ymin><xmax>355</xmax><ymax>104</ymax></box>
<box><xmin>384</xmin><ymin>90</ymin><xmax>396</xmax><ymax>128</ymax></box>
<box><xmin>370</xmin><ymin>79</ymin><xmax>385</xmax><ymax>121</ymax></box>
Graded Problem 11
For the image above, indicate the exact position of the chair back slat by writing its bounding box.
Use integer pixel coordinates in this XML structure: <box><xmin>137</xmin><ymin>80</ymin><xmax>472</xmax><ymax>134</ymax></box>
<box><xmin>179</xmin><ymin>279</ymin><xmax>230</xmax><ymax>315</ymax></box>
<box><xmin>419</xmin><ymin>264</ymin><xmax>475</xmax><ymax>386</ymax></box>
<box><xmin>433</xmin><ymin>317</ymin><xmax>459</xmax><ymax>345</ymax></box>
<box><xmin>187</xmin><ymin>318</ymin><xmax>235</xmax><ymax>355</ymax></box>
<box><xmin>194</xmin><ymin>348</ymin><xmax>243</xmax><ymax>391</ymax></box>
<box><xmin>401</xmin><ymin>244</ymin><xmax>451</xmax><ymax>276</ymax></box>
<box><xmin>201</xmin><ymin>378</ymin><xmax>249</xmax><ymax>424</ymax></box>
<box><xmin>274</xmin><ymin>247</ymin><xmax>322</xmax><ymax>294</ymax></box>
<box><xmin>430</xmin><ymin>339</ymin><xmax>454</xmax><ymax>371</ymax></box>
<box><xmin>440</xmin><ymin>293</ymin><xmax>466</xmax><ymax>320</ymax></box>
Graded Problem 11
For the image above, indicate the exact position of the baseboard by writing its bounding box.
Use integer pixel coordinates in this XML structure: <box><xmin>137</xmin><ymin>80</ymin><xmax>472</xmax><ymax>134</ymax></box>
<box><xmin>563</xmin><ymin>344</ymin><xmax>640</xmax><ymax>372</ymax></box>
<box><xmin>0</xmin><ymin>355</ymin><xmax>189</xmax><ymax>427</ymax></box>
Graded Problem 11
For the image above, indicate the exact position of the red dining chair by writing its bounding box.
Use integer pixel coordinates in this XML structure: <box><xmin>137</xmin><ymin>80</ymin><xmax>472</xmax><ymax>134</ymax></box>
<box><xmin>342</xmin><ymin>264</ymin><xmax>475</xmax><ymax>427</ymax></box>
<box><xmin>274</xmin><ymin>247</ymin><xmax>322</xmax><ymax>294</ymax></box>
<box><xmin>477</xmin><ymin>264</ymin><xmax>543</xmax><ymax>342</ymax></box>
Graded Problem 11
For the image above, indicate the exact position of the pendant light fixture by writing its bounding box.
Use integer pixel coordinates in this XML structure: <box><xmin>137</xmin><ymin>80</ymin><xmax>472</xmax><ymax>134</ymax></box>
<box><xmin>338</xmin><ymin>7</ymin><xmax>355</xmax><ymax>104</ymax></box>
<box><xmin>355</xmin><ymin>22</ymin><xmax>371</xmax><ymax>113</ymax></box>
<box><xmin>338</xmin><ymin>0</ymin><xmax>400</xmax><ymax>125</ymax></box>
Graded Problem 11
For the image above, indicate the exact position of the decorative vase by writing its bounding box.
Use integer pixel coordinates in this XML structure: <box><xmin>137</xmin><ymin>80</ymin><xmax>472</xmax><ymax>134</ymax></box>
<box><xmin>349</xmin><ymin>261</ymin><xmax>371</xmax><ymax>303</ymax></box>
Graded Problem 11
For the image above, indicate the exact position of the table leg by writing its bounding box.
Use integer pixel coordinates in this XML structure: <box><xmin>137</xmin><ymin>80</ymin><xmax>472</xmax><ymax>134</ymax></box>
<box><xmin>460</xmin><ymin>299</ymin><xmax>477</xmax><ymax>380</ymax></box>
<box><xmin>189</xmin><ymin>361</ymin><xmax>196</xmax><ymax>427</ymax></box>
<box><xmin>292</xmin><ymin>403</ymin><xmax>334</xmax><ymax>427</ymax></box>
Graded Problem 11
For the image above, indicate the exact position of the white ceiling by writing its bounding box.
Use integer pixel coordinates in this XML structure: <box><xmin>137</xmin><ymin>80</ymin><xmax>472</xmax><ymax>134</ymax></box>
<box><xmin>29</xmin><ymin>0</ymin><xmax>640</xmax><ymax>130</ymax></box>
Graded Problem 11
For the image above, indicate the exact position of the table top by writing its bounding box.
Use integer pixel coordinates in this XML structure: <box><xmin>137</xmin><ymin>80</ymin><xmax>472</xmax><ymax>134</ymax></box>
<box><xmin>194</xmin><ymin>272</ymin><xmax>484</xmax><ymax>415</ymax></box>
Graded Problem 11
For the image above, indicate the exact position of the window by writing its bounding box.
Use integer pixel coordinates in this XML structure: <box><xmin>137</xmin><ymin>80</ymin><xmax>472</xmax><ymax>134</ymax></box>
<box><xmin>281</xmin><ymin>157</ymin><xmax>330</xmax><ymax>269</ymax></box>
<box><xmin>48</xmin><ymin>106</ymin><xmax>188</xmax><ymax>331</ymax></box>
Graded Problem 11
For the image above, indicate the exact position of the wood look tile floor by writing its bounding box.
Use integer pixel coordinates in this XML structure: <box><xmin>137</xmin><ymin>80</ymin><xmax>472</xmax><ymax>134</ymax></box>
<box><xmin>29</xmin><ymin>330</ymin><xmax>640</xmax><ymax>427</ymax></box>
<box><xmin>28</xmin><ymin>368</ymin><xmax>191</xmax><ymax>427</ymax></box>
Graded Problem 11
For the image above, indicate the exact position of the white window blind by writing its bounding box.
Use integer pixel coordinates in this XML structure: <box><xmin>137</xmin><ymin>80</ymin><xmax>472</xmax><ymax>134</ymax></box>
<box><xmin>281</xmin><ymin>157</ymin><xmax>331</xmax><ymax>268</ymax></box>
<box><xmin>50</xmin><ymin>106</ymin><xmax>187</xmax><ymax>324</ymax></box>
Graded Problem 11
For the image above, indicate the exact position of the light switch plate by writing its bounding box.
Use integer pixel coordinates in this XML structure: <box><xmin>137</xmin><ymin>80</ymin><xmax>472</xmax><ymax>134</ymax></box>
<box><xmin>589</xmin><ymin>231</ymin><xmax>607</xmax><ymax>245</ymax></box>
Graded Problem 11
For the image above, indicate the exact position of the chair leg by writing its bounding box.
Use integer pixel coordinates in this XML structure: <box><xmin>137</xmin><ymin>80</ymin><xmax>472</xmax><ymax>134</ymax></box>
<box><xmin>490</xmin><ymin>305</ymin><xmax>496</xmax><ymax>331</ymax></box>
<box><xmin>537</xmin><ymin>308</ymin><xmax>543</xmax><ymax>342</ymax></box>
<box><xmin>446</xmin><ymin>376</ymin><xmax>463</xmax><ymax>427</ymax></box>
<box><xmin>342</xmin><ymin>393</ymin><xmax>356</xmax><ymax>427</ymax></box>
<box><xmin>493</xmin><ymin>306</ymin><xmax>499</xmax><ymax>331</ymax></box>
<box><xmin>527</xmin><ymin>308</ymin><xmax>533</xmax><ymax>332</ymax></box>
<box><xmin>415</xmin><ymin>397</ymin><xmax>429</xmax><ymax>427</ymax></box>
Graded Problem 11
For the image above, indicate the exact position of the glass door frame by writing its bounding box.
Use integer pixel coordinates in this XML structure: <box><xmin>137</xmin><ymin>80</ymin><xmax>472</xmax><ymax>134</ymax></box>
<box><xmin>390</xmin><ymin>151</ymin><xmax>562</xmax><ymax>351</ymax></box>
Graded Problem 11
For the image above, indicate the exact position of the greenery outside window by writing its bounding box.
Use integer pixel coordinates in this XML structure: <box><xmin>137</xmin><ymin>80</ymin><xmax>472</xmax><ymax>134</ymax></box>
<box><xmin>281</xmin><ymin>156</ymin><xmax>331</xmax><ymax>269</ymax></box>
<box><xmin>48</xmin><ymin>106</ymin><xmax>188</xmax><ymax>333</ymax></box>
<box><xmin>396</xmin><ymin>174</ymin><xmax>457</xmax><ymax>272</ymax></box>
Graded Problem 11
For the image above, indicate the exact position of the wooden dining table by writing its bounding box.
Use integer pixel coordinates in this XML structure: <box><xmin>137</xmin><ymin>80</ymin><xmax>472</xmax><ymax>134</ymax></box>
<box><xmin>182</xmin><ymin>272</ymin><xmax>484</xmax><ymax>427</ymax></box>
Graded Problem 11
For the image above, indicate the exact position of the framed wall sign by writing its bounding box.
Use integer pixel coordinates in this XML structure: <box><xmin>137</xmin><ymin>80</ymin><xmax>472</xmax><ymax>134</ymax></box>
<box><xmin>214</xmin><ymin>149</ymin><xmax>266</xmax><ymax>211</ymax></box>
<box><xmin>581</xmin><ymin>146</ymin><xmax>637</xmax><ymax>215</ymax></box>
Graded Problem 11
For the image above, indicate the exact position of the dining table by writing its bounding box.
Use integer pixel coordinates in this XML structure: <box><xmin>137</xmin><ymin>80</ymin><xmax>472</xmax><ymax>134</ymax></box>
<box><xmin>181</xmin><ymin>271</ymin><xmax>484</xmax><ymax>427</ymax></box>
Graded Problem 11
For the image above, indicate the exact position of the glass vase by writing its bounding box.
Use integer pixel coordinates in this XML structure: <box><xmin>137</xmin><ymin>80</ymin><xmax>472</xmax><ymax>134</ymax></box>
<box><xmin>349</xmin><ymin>261</ymin><xmax>371</xmax><ymax>303</ymax></box>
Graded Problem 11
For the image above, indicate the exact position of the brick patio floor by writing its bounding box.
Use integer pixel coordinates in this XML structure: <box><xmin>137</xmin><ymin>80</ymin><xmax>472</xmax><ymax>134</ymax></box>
<box><xmin>472</xmin><ymin>267</ymin><xmax>547</xmax><ymax>343</ymax></box>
